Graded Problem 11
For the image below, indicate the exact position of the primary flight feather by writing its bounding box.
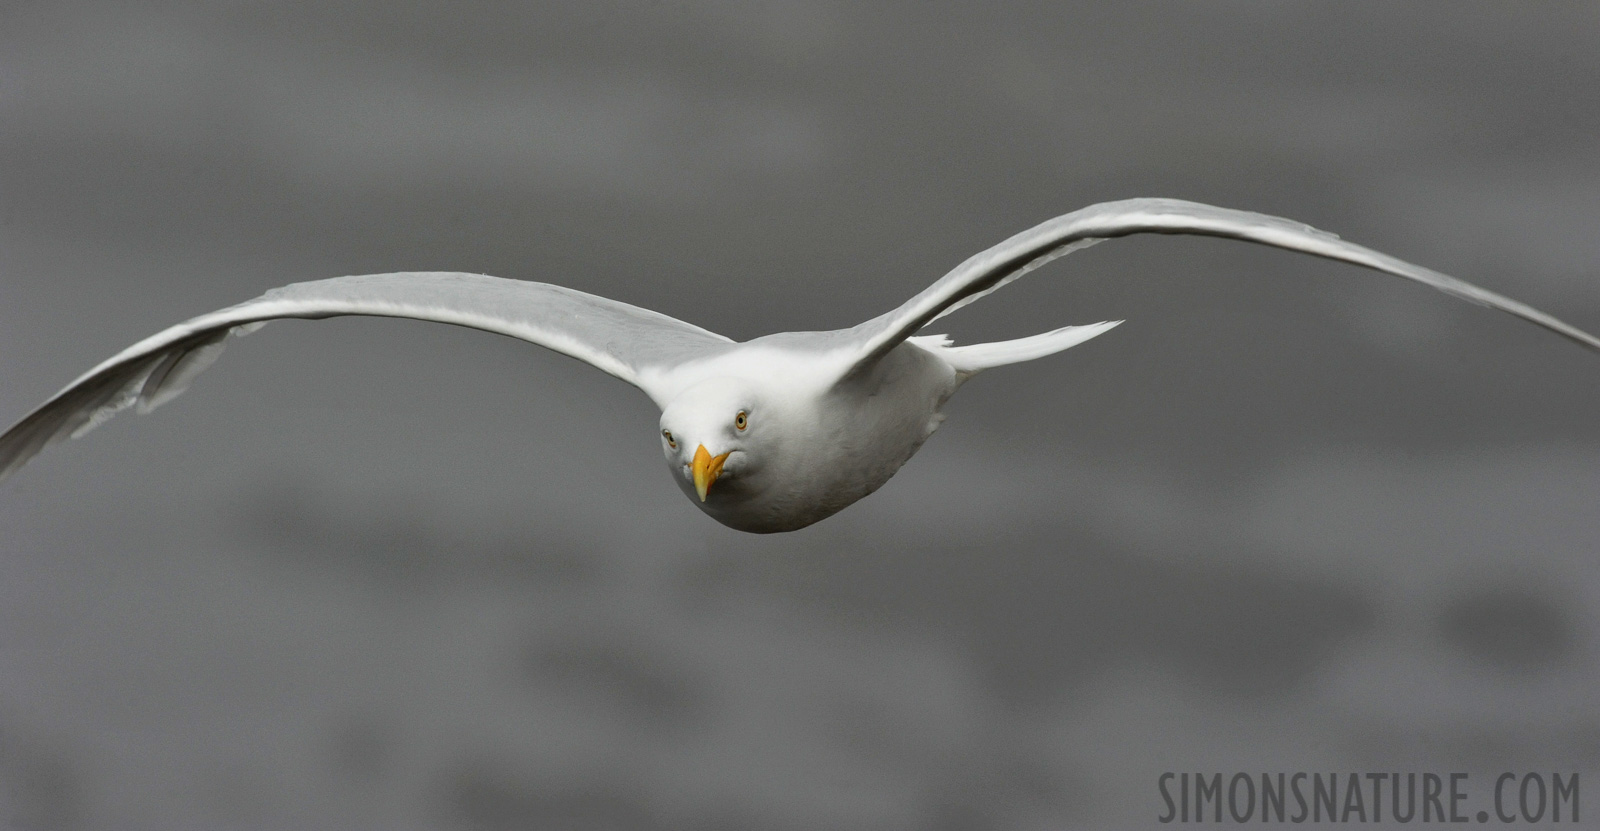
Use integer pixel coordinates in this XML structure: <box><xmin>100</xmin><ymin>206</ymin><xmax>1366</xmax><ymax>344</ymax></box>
<box><xmin>3</xmin><ymin>198</ymin><xmax>1596</xmax><ymax>532</ymax></box>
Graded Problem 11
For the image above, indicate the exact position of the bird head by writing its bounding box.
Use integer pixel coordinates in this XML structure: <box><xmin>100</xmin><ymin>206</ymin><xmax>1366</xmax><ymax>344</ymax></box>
<box><xmin>658</xmin><ymin>377</ymin><xmax>769</xmax><ymax>505</ymax></box>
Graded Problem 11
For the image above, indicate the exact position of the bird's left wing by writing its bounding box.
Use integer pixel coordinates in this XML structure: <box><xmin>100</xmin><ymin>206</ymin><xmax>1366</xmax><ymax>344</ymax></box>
<box><xmin>0</xmin><ymin>272</ymin><xmax>733</xmax><ymax>482</ymax></box>
<box><xmin>836</xmin><ymin>198</ymin><xmax>1600</xmax><ymax>380</ymax></box>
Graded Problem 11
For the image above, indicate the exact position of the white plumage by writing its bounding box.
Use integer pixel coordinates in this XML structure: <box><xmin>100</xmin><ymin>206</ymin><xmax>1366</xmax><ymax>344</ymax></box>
<box><xmin>3</xmin><ymin>198</ymin><xmax>1596</xmax><ymax>532</ymax></box>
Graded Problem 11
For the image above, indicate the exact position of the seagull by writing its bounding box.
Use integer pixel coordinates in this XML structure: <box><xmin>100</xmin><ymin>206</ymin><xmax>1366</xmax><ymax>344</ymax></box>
<box><xmin>2</xmin><ymin>199</ymin><xmax>1596</xmax><ymax>532</ymax></box>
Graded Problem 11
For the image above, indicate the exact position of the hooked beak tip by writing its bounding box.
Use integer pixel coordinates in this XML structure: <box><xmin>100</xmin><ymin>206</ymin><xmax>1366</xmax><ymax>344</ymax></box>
<box><xmin>691</xmin><ymin>444</ymin><xmax>730</xmax><ymax>502</ymax></box>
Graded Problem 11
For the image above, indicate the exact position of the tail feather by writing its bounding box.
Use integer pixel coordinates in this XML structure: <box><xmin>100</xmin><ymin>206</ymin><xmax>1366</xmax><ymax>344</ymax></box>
<box><xmin>928</xmin><ymin>321</ymin><xmax>1122</xmax><ymax>375</ymax></box>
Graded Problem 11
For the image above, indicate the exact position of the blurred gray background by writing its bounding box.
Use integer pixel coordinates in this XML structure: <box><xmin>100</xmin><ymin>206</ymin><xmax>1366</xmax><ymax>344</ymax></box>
<box><xmin>2</xmin><ymin>2</ymin><xmax>1598</xmax><ymax>829</ymax></box>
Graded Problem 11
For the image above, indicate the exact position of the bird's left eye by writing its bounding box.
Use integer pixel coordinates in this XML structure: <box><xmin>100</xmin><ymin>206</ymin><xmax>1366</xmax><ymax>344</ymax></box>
<box><xmin>734</xmin><ymin>411</ymin><xmax>748</xmax><ymax>431</ymax></box>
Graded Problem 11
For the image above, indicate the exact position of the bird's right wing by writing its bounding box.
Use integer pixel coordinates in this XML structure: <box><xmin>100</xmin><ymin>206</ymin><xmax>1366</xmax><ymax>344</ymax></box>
<box><xmin>0</xmin><ymin>272</ymin><xmax>734</xmax><ymax>483</ymax></box>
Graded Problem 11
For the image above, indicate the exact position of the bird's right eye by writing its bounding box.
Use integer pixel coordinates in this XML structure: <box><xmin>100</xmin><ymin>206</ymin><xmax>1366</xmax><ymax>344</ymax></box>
<box><xmin>662</xmin><ymin>429</ymin><xmax>677</xmax><ymax>449</ymax></box>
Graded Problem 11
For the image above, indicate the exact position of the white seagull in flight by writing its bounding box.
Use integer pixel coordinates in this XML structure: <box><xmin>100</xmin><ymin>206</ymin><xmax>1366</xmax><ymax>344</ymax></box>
<box><xmin>2</xmin><ymin>199</ymin><xmax>1596</xmax><ymax>532</ymax></box>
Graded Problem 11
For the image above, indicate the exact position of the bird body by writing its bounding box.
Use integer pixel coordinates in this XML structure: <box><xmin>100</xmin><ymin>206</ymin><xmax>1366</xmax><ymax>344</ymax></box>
<box><xmin>2</xmin><ymin>198</ymin><xmax>1596</xmax><ymax>532</ymax></box>
<box><xmin>660</xmin><ymin>336</ymin><xmax>961</xmax><ymax>532</ymax></box>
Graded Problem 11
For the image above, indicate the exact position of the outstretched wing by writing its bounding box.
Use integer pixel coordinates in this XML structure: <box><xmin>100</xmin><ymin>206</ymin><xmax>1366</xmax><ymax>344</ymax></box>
<box><xmin>0</xmin><ymin>272</ymin><xmax>733</xmax><ymax>482</ymax></box>
<box><xmin>839</xmin><ymin>198</ymin><xmax>1600</xmax><ymax>379</ymax></box>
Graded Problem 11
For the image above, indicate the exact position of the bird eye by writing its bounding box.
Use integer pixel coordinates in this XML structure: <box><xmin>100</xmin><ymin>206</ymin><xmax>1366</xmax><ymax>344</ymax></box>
<box><xmin>734</xmin><ymin>411</ymin><xmax>748</xmax><ymax>431</ymax></box>
<box><xmin>662</xmin><ymin>429</ymin><xmax>676</xmax><ymax>449</ymax></box>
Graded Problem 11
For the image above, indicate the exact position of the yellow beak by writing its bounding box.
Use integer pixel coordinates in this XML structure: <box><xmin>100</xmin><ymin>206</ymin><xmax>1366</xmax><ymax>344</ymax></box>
<box><xmin>692</xmin><ymin>444</ymin><xmax>731</xmax><ymax>502</ymax></box>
